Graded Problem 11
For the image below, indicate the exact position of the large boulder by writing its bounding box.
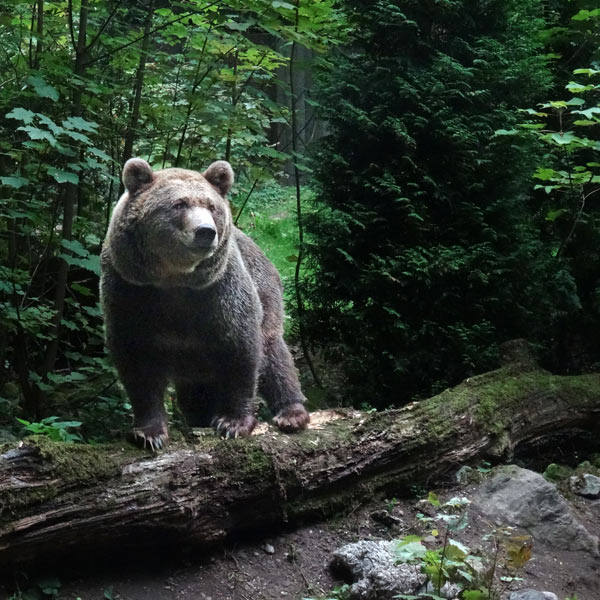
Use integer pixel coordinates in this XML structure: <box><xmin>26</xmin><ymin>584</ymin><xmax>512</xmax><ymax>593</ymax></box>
<box><xmin>473</xmin><ymin>465</ymin><xmax>598</xmax><ymax>555</ymax></box>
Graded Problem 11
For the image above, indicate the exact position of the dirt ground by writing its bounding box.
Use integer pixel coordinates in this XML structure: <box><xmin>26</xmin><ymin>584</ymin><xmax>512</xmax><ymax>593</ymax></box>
<box><xmin>2</xmin><ymin>472</ymin><xmax>599</xmax><ymax>600</ymax></box>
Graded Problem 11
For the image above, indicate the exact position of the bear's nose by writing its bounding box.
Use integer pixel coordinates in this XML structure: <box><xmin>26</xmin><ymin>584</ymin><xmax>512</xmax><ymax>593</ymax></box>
<box><xmin>193</xmin><ymin>224</ymin><xmax>217</xmax><ymax>247</ymax></box>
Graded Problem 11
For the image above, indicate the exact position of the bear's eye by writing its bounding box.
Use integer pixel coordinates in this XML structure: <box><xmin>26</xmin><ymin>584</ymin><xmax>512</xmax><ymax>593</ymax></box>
<box><xmin>173</xmin><ymin>199</ymin><xmax>188</xmax><ymax>210</ymax></box>
<box><xmin>208</xmin><ymin>203</ymin><xmax>216</xmax><ymax>212</ymax></box>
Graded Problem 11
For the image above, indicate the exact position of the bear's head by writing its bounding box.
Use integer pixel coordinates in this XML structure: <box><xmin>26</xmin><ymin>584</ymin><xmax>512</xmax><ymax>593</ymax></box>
<box><xmin>105</xmin><ymin>158</ymin><xmax>235</xmax><ymax>286</ymax></box>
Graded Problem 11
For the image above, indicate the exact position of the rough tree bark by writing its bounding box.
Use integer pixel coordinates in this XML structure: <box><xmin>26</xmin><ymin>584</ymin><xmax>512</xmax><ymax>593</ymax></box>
<box><xmin>1</xmin><ymin>342</ymin><xmax>599</xmax><ymax>568</ymax></box>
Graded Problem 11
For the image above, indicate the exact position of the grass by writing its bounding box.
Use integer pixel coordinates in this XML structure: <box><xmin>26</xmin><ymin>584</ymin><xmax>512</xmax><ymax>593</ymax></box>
<box><xmin>232</xmin><ymin>181</ymin><xmax>314</xmax><ymax>301</ymax></box>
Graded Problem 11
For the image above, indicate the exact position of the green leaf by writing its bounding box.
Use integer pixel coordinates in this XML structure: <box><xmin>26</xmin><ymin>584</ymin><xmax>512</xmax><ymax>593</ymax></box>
<box><xmin>394</xmin><ymin>540</ymin><xmax>427</xmax><ymax>563</ymax></box>
<box><xmin>571</xmin><ymin>9</ymin><xmax>600</xmax><ymax>21</ymax></box>
<box><xmin>26</xmin><ymin>75</ymin><xmax>59</xmax><ymax>101</ymax></box>
<box><xmin>546</xmin><ymin>209</ymin><xmax>568</xmax><ymax>222</ymax></box>
<box><xmin>37</xmin><ymin>114</ymin><xmax>64</xmax><ymax>136</ymax></box>
<box><xmin>428</xmin><ymin>491</ymin><xmax>440</xmax><ymax>506</ymax></box>
<box><xmin>573</xmin><ymin>107</ymin><xmax>600</xmax><ymax>119</ymax></box>
<box><xmin>61</xmin><ymin>239</ymin><xmax>89</xmax><ymax>257</ymax></box>
<box><xmin>566</xmin><ymin>82</ymin><xmax>595</xmax><ymax>93</ymax></box>
<box><xmin>225</xmin><ymin>21</ymin><xmax>254</xmax><ymax>31</ymax></box>
<box><xmin>548</xmin><ymin>132</ymin><xmax>577</xmax><ymax>145</ymax></box>
<box><xmin>494</xmin><ymin>128</ymin><xmax>518</xmax><ymax>136</ymax></box>
<box><xmin>6</xmin><ymin>107</ymin><xmax>36</xmax><ymax>124</ymax></box>
<box><xmin>17</xmin><ymin>125</ymin><xmax>58</xmax><ymax>145</ymax></box>
<box><xmin>88</xmin><ymin>147</ymin><xmax>112</xmax><ymax>162</ymax></box>
<box><xmin>0</xmin><ymin>176</ymin><xmax>29</xmax><ymax>188</ymax></box>
<box><xmin>573</xmin><ymin>68</ymin><xmax>600</xmax><ymax>76</ymax></box>
<box><xmin>260</xmin><ymin>146</ymin><xmax>291</xmax><ymax>160</ymax></box>
<box><xmin>445</xmin><ymin>538</ymin><xmax>469</xmax><ymax>560</ymax></box>
<box><xmin>272</xmin><ymin>1</ymin><xmax>295</xmax><ymax>9</ymax></box>
<box><xmin>62</xmin><ymin>116</ymin><xmax>99</xmax><ymax>133</ymax></box>
<box><xmin>518</xmin><ymin>123</ymin><xmax>545</xmax><ymax>130</ymax></box>
<box><xmin>48</xmin><ymin>168</ymin><xmax>79</xmax><ymax>184</ymax></box>
<box><xmin>52</xmin><ymin>420</ymin><xmax>82</xmax><ymax>427</ymax></box>
<box><xmin>62</xmin><ymin>129</ymin><xmax>92</xmax><ymax>144</ymax></box>
<box><xmin>60</xmin><ymin>253</ymin><xmax>101</xmax><ymax>276</ymax></box>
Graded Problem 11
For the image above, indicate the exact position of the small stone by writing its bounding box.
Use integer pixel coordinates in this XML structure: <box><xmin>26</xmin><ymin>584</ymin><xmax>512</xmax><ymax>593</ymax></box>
<box><xmin>570</xmin><ymin>473</ymin><xmax>600</xmax><ymax>499</ymax></box>
<box><xmin>509</xmin><ymin>590</ymin><xmax>558</xmax><ymax>600</ymax></box>
<box><xmin>262</xmin><ymin>543</ymin><xmax>275</xmax><ymax>555</ymax></box>
<box><xmin>370</xmin><ymin>509</ymin><xmax>403</xmax><ymax>528</ymax></box>
<box><xmin>422</xmin><ymin>535</ymin><xmax>437</xmax><ymax>545</ymax></box>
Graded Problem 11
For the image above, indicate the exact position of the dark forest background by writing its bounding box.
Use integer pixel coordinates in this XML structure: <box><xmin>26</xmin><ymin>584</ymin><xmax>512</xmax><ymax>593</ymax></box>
<box><xmin>1</xmin><ymin>0</ymin><xmax>599</xmax><ymax>442</ymax></box>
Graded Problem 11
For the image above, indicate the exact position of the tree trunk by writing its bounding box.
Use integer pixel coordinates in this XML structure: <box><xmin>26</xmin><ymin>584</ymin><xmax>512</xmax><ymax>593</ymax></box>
<box><xmin>118</xmin><ymin>1</ymin><xmax>154</xmax><ymax>197</ymax></box>
<box><xmin>1</xmin><ymin>349</ymin><xmax>599</xmax><ymax>568</ymax></box>
<box><xmin>289</xmin><ymin>4</ymin><xmax>321</xmax><ymax>388</ymax></box>
<box><xmin>32</xmin><ymin>0</ymin><xmax>88</xmax><ymax>418</ymax></box>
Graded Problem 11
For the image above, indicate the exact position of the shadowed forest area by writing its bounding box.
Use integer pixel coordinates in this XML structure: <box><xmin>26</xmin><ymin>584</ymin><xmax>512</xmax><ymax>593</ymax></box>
<box><xmin>1</xmin><ymin>1</ymin><xmax>600</xmax><ymax>599</ymax></box>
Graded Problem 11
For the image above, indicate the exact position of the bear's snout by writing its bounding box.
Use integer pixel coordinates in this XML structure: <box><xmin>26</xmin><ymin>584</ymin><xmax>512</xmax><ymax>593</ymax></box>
<box><xmin>185</xmin><ymin>206</ymin><xmax>218</xmax><ymax>251</ymax></box>
<box><xmin>194</xmin><ymin>224</ymin><xmax>217</xmax><ymax>248</ymax></box>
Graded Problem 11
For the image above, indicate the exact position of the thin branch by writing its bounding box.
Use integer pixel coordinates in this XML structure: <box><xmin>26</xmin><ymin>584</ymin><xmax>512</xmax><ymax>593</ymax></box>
<box><xmin>85</xmin><ymin>3</ymin><xmax>220</xmax><ymax>66</ymax></box>
<box><xmin>67</xmin><ymin>0</ymin><xmax>76</xmax><ymax>50</ymax></box>
<box><xmin>234</xmin><ymin>179</ymin><xmax>259</xmax><ymax>226</ymax></box>
<box><xmin>85</xmin><ymin>0</ymin><xmax>125</xmax><ymax>52</ymax></box>
<box><xmin>232</xmin><ymin>51</ymin><xmax>269</xmax><ymax>105</ymax></box>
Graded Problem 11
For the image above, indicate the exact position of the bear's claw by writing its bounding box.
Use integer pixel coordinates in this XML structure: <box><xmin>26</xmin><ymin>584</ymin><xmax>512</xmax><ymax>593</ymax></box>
<box><xmin>212</xmin><ymin>414</ymin><xmax>257</xmax><ymax>439</ymax></box>
<box><xmin>132</xmin><ymin>425</ymin><xmax>169</xmax><ymax>452</ymax></box>
<box><xmin>273</xmin><ymin>403</ymin><xmax>310</xmax><ymax>433</ymax></box>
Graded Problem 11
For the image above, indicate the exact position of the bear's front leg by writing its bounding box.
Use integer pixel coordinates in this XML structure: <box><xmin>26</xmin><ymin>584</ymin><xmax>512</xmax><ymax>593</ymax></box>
<box><xmin>210</xmin><ymin>354</ymin><xmax>258</xmax><ymax>439</ymax></box>
<box><xmin>119</xmin><ymin>367</ymin><xmax>169</xmax><ymax>451</ymax></box>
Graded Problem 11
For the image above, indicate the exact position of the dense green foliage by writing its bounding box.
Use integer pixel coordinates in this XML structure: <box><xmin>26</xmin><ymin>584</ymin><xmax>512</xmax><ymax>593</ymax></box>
<box><xmin>0</xmin><ymin>0</ymin><xmax>341</xmax><ymax>436</ymax></box>
<box><xmin>302</xmin><ymin>0</ymin><xmax>599</xmax><ymax>406</ymax></box>
<box><xmin>1</xmin><ymin>0</ymin><xmax>599</xmax><ymax>431</ymax></box>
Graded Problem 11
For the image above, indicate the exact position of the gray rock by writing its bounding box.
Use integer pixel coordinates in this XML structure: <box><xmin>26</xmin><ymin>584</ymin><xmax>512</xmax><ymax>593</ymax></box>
<box><xmin>509</xmin><ymin>590</ymin><xmax>558</xmax><ymax>600</ymax></box>
<box><xmin>473</xmin><ymin>465</ymin><xmax>599</xmax><ymax>555</ymax></box>
<box><xmin>570</xmin><ymin>473</ymin><xmax>600</xmax><ymax>499</ymax></box>
<box><xmin>419</xmin><ymin>580</ymin><xmax>462</xmax><ymax>599</ymax></box>
<box><xmin>262</xmin><ymin>543</ymin><xmax>275</xmax><ymax>555</ymax></box>
<box><xmin>331</xmin><ymin>540</ymin><xmax>427</xmax><ymax>600</ymax></box>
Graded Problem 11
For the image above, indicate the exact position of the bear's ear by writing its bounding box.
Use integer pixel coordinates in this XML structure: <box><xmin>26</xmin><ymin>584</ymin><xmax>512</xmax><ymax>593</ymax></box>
<box><xmin>122</xmin><ymin>158</ymin><xmax>154</xmax><ymax>195</ymax></box>
<box><xmin>203</xmin><ymin>160</ymin><xmax>234</xmax><ymax>196</ymax></box>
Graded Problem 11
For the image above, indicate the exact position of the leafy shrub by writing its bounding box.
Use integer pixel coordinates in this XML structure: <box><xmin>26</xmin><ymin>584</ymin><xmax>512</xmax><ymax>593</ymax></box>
<box><xmin>303</xmin><ymin>0</ymin><xmax>570</xmax><ymax>406</ymax></box>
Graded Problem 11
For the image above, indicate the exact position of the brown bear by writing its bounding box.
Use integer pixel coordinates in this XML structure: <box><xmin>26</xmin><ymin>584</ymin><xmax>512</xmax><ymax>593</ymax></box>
<box><xmin>100</xmin><ymin>158</ymin><xmax>310</xmax><ymax>449</ymax></box>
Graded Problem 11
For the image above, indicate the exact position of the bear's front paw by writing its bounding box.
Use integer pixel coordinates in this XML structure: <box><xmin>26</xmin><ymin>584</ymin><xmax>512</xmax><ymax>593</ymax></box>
<box><xmin>273</xmin><ymin>403</ymin><xmax>310</xmax><ymax>433</ymax></box>
<box><xmin>212</xmin><ymin>414</ymin><xmax>258</xmax><ymax>439</ymax></box>
<box><xmin>132</xmin><ymin>421</ymin><xmax>169</xmax><ymax>452</ymax></box>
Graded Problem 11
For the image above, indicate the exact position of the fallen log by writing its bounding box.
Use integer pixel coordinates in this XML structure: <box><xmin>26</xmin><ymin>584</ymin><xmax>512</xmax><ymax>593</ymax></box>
<box><xmin>1</xmin><ymin>344</ymin><xmax>599</xmax><ymax>568</ymax></box>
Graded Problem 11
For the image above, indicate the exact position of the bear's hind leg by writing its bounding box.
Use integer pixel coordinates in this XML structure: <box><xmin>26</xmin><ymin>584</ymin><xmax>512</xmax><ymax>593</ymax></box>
<box><xmin>260</xmin><ymin>336</ymin><xmax>310</xmax><ymax>433</ymax></box>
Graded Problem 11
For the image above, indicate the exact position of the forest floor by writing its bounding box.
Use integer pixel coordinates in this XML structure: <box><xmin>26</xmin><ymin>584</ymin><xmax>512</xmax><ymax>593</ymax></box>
<box><xmin>2</xmin><ymin>468</ymin><xmax>598</xmax><ymax>600</ymax></box>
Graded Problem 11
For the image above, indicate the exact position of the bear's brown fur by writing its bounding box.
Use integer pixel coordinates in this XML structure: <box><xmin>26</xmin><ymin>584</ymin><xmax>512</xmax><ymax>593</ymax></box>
<box><xmin>100</xmin><ymin>158</ymin><xmax>310</xmax><ymax>449</ymax></box>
